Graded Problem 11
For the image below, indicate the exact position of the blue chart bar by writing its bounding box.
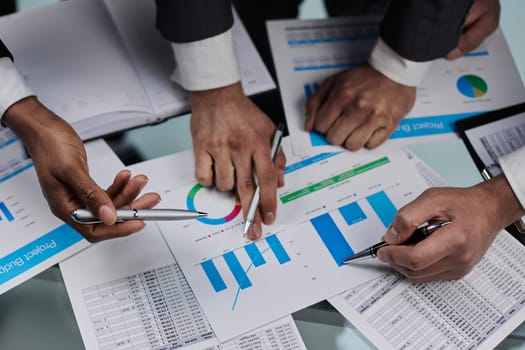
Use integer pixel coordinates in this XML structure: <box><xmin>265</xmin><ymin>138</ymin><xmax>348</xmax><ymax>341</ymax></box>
<box><xmin>201</xmin><ymin>260</ymin><xmax>227</xmax><ymax>292</ymax></box>
<box><xmin>224</xmin><ymin>252</ymin><xmax>252</xmax><ymax>290</ymax></box>
<box><xmin>310</xmin><ymin>213</ymin><xmax>354</xmax><ymax>266</ymax></box>
<box><xmin>265</xmin><ymin>235</ymin><xmax>291</xmax><ymax>264</ymax></box>
<box><xmin>304</xmin><ymin>84</ymin><xmax>313</xmax><ymax>98</ymax></box>
<box><xmin>244</xmin><ymin>243</ymin><xmax>266</xmax><ymax>267</ymax></box>
<box><xmin>366</xmin><ymin>191</ymin><xmax>397</xmax><ymax>227</ymax></box>
<box><xmin>0</xmin><ymin>202</ymin><xmax>14</xmax><ymax>222</ymax></box>
<box><xmin>303</xmin><ymin>83</ymin><xmax>320</xmax><ymax>98</ymax></box>
<box><xmin>339</xmin><ymin>202</ymin><xmax>367</xmax><ymax>225</ymax></box>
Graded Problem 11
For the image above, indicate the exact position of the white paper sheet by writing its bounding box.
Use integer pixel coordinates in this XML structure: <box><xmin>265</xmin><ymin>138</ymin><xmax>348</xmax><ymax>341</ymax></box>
<box><xmin>267</xmin><ymin>17</ymin><xmax>525</xmax><ymax>155</ymax></box>
<box><xmin>60</xmin><ymin>150</ymin><xmax>306</xmax><ymax>350</ymax></box>
<box><xmin>329</xmin><ymin>231</ymin><xmax>525</xmax><ymax>350</ymax></box>
<box><xmin>0</xmin><ymin>138</ymin><xmax>122</xmax><ymax>294</ymax></box>
<box><xmin>143</xmin><ymin>145</ymin><xmax>429</xmax><ymax>341</ymax></box>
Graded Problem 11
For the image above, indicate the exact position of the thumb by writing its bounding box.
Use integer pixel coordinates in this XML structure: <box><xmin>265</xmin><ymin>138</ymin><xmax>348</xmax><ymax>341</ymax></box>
<box><xmin>73</xmin><ymin>173</ymin><xmax>116</xmax><ymax>225</ymax></box>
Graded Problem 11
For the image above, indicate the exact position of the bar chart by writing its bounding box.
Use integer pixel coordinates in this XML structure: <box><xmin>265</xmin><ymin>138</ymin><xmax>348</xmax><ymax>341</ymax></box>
<box><xmin>201</xmin><ymin>234</ymin><xmax>291</xmax><ymax>294</ymax></box>
<box><xmin>310</xmin><ymin>190</ymin><xmax>397</xmax><ymax>266</ymax></box>
<box><xmin>0</xmin><ymin>201</ymin><xmax>14</xmax><ymax>222</ymax></box>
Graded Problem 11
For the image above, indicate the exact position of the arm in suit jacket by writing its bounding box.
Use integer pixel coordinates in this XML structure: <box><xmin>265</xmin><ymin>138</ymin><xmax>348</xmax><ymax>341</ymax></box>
<box><xmin>155</xmin><ymin>0</ymin><xmax>234</xmax><ymax>43</ymax></box>
<box><xmin>380</xmin><ymin>0</ymin><xmax>473</xmax><ymax>62</ymax></box>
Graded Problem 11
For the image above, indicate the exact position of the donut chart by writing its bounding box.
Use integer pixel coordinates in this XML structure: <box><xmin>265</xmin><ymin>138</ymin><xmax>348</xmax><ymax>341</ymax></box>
<box><xmin>186</xmin><ymin>184</ymin><xmax>242</xmax><ymax>225</ymax></box>
<box><xmin>456</xmin><ymin>75</ymin><xmax>488</xmax><ymax>98</ymax></box>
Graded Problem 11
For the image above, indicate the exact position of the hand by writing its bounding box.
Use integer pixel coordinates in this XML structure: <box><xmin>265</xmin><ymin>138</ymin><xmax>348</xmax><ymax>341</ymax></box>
<box><xmin>447</xmin><ymin>0</ymin><xmax>500</xmax><ymax>60</ymax></box>
<box><xmin>376</xmin><ymin>175</ymin><xmax>525</xmax><ymax>282</ymax></box>
<box><xmin>189</xmin><ymin>83</ymin><xmax>286</xmax><ymax>240</ymax></box>
<box><xmin>3</xmin><ymin>96</ymin><xmax>160</xmax><ymax>242</ymax></box>
<box><xmin>305</xmin><ymin>64</ymin><xmax>416</xmax><ymax>151</ymax></box>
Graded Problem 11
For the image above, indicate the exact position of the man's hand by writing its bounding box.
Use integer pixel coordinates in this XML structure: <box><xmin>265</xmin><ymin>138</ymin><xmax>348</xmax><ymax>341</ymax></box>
<box><xmin>447</xmin><ymin>0</ymin><xmax>500</xmax><ymax>60</ymax></box>
<box><xmin>3</xmin><ymin>96</ymin><xmax>160</xmax><ymax>242</ymax></box>
<box><xmin>376</xmin><ymin>175</ymin><xmax>525</xmax><ymax>282</ymax></box>
<box><xmin>305</xmin><ymin>64</ymin><xmax>416</xmax><ymax>151</ymax></box>
<box><xmin>189</xmin><ymin>83</ymin><xmax>286</xmax><ymax>240</ymax></box>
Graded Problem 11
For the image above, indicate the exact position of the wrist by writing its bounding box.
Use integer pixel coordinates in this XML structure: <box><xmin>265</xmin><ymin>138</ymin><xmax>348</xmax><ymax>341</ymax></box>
<box><xmin>3</xmin><ymin>96</ymin><xmax>69</xmax><ymax>149</ymax></box>
<box><xmin>479</xmin><ymin>175</ymin><xmax>525</xmax><ymax>228</ymax></box>
<box><xmin>188</xmin><ymin>82</ymin><xmax>243</xmax><ymax>109</ymax></box>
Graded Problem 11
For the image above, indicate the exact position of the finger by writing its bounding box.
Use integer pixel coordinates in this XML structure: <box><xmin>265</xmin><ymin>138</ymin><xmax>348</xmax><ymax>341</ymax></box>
<box><xmin>382</xmin><ymin>190</ymin><xmax>445</xmax><ymax>245</ymax></box>
<box><xmin>253</xmin><ymin>144</ymin><xmax>278</xmax><ymax>228</ymax></box>
<box><xmin>194</xmin><ymin>149</ymin><xmax>214</xmax><ymax>187</ymax></box>
<box><xmin>378</xmin><ymin>227</ymin><xmax>454</xmax><ymax>272</ymax></box>
<box><xmin>305</xmin><ymin>77</ymin><xmax>335</xmax><ymax>131</ymax></box>
<box><xmin>106</xmin><ymin>169</ymin><xmax>132</xmax><ymax>199</ymax></box>
<box><xmin>232</xmin><ymin>148</ymin><xmax>261</xmax><ymax>240</ymax></box>
<box><xmin>110</xmin><ymin>174</ymin><xmax>149</xmax><ymax>208</ymax></box>
<box><xmin>274</xmin><ymin>148</ymin><xmax>286</xmax><ymax>187</ymax></box>
<box><xmin>386</xmin><ymin>255</ymin><xmax>472</xmax><ymax>282</ymax></box>
<box><xmin>76</xmin><ymin>193</ymin><xmax>161</xmax><ymax>243</ymax></box>
<box><xmin>64</xmin><ymin>169</ymin><xmax>116</xmax><ymax>225</ymax></box>
<box><xmin>85</xmin><ymin>220</ymin><xmax>147</xmax><ymax>243</ymax></box>
<box><xmin>325</xmin><ymin>107</ymin><xmax>373</xmax><ymax>149</ymax></box>
<box><xmin>447</xmin><ymin>9</ymin><xmax>500</xmax><ymax>60</ymax></box>
<box><xmin>209</xmin><ymin>145</ymin><xmax>235</xmax><ymax>191</ymax></box>
<box><xmin>126</xmin><ymin>192</ymin><xmax>161</xmax><ymax>210</ymax></box>
<box><xmin>364</xmin><ymin>127</ymin><xmax>391</xmax><ymax>149</ymax></box>
<box><xmin>310</xmin><ymin>82</ymin><xmax>345</xmax><ymax>134</ymax></box>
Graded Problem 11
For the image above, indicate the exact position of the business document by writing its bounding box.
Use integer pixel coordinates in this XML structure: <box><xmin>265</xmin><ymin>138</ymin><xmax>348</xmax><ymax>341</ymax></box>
<box><xmin>267</xmin><ymin>17</ymin><xmax>525</xmax><ymax>155</ymax></box>
<box><xmin>0</xmin><ymin>137</ymin><xmax>121</xmax><ymax>294</ymax></box>
<box><xmin>150</xmin><ymin>145</ymin><xmax>428</xmax><ymax>341</ymax></box>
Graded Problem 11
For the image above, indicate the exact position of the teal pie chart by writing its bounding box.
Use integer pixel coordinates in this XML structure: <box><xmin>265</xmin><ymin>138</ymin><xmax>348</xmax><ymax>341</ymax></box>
<box><xmin>456</xmin><ymin>74</ymin><xmax>488</xmax><ymax>98</ymax></box>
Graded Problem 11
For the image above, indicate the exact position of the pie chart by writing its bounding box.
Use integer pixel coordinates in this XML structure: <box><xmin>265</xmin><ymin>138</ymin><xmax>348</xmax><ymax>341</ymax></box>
<box><xmin>456</xmin><ymin>74</ymin><xmax>488</xmax><ymax>98</ymax></box>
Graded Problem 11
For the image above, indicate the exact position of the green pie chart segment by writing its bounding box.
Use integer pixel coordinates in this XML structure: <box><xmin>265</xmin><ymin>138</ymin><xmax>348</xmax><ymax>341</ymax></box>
<box><xmin>457</xmin><ymin>75</ymin><xmax>488</xmax><ymax>98</ymax></box>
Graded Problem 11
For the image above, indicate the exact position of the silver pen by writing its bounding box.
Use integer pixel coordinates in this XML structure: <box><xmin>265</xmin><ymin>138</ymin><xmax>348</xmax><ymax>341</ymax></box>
<box><xmin>71</xmin><ymin>208</ymin><xmax>207</xmax><ymax>224</ymax></box>
<box><xmin>243</xmin><ymin>123</ymin><xmax>284</xmax><ymax>236</ymax></box>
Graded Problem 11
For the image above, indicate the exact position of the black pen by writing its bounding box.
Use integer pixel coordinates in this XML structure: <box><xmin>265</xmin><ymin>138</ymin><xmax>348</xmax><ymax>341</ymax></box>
<box><xmin>342</xmin><ymin>221</ymin><xmax>451</xmax><ymax>264</ymax></box>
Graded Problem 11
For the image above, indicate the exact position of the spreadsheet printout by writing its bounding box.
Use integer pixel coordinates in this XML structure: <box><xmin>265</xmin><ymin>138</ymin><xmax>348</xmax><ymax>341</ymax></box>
<box><xmin>60</xmin><ymin>220</ymin><xmax>306</xmax><ymax>350</ymax></box>
<box><xmin>329</xmin><ymin>231</ymin><xmax>525</xmax><ymax>350</ymax></box>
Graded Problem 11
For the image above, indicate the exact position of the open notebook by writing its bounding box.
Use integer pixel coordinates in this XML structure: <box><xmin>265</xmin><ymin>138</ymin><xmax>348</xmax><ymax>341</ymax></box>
<box><xmin>0</xmin><ymin>0</ymin><xmax>275</xmax><ymax>140</ymax></box>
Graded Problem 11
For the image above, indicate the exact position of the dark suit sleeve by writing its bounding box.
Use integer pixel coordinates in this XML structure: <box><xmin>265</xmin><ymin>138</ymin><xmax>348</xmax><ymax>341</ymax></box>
<box><xmin>380</xmin><ymin>0</ymin><xmax>473</xmax><ymax>62</ymax></box>
<box><xmin>0</xmin><ymin>39</ymin><xmax>13</xmax><ymax>60</ymax></box>
<box><xmin>155</xmin><ymin>0</ymin><xmax>234</xmax><ymax>43</ymax></box>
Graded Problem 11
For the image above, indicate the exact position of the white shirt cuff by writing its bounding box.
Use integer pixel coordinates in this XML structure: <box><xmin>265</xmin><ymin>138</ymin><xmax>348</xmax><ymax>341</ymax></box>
<box><xmin>369</xmin><ymin>38</ymin><xmax>433</xmax><ymax>87</ymax></box>
<box><xmin>500</xmin><ymin>146</ymin><xmax>525</xmax><ymax>211</ymax></box>
<box><xmin>0</xmin><ymin>57</ymin><xmax>34</xmax><ymax>122</ymax></box>
<box><xmin>170</xmin><ymin>29</ymin><xmax>241</xmax><ymax>91</ymax></box>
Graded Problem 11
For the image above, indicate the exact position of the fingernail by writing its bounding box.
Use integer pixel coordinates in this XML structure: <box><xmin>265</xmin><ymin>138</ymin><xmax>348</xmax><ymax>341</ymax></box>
<box><xmin>264</xmin><ymin>212</ymin><xmax>275</xmax><ymax>225</ymax></box>
<box><xmin>384</xmin><ymin>226</ymin><xmax>398</xmax><ymax>244</ymax></box>
<box><xmin>140</xmin><ymin>176</ymin><xmax>149</xmax><ymax>190</ymax></box>
<box><xmin>377</xmin><ymin>249</ymin><xmax>390</xmax><ymax>263</ymax></box>
<box><xmin>98</xmin><ymin>205</ymin><xmax>115</xmax><ymax>225</ymax></box>
<box><xmin>248</xmin><ymin>225</ymin><xmax>261</xmax><ymax>240</ymax></box>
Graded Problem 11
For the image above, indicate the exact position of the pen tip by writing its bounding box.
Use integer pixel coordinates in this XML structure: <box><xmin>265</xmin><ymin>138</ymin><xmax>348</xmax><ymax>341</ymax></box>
<box><xmin>198</xmin><ymin>211</ymin><xmax>207</xmax><ymax>216</ymax></box>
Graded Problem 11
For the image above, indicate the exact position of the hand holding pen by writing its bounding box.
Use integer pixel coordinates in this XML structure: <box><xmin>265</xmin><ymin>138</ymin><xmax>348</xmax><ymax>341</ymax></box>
<box><xmin>343</xmin><ymin>221</ymin><xmax>450</xmax><ymax>264</ymax></box>
<box><xmin>243</xmin><ymin>123</ymin><xmax>284</xmax><ymax>239</ymax></box>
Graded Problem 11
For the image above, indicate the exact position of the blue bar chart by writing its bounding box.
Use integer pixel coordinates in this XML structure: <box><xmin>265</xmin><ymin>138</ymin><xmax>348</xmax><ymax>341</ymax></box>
<box><xmin>310</xmin><ymin>190</ymin><xmax>397</xmax><ymax>266</ymax></box>
<box><xmin>200</xmin><ymin>234</ymin><xmax>291</xmax><ymax>294</ymax></box>
<box><xmin>0</xmin><ymin>201</ymin><xmax>14</xmax><ymax>222</ymax></box>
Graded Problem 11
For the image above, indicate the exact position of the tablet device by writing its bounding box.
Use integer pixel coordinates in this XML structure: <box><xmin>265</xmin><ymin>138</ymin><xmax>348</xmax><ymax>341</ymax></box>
<box><xmin>455</xmin><ymin>102</ymin><xmax>525</xmax><ymax>234</ymax></box>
